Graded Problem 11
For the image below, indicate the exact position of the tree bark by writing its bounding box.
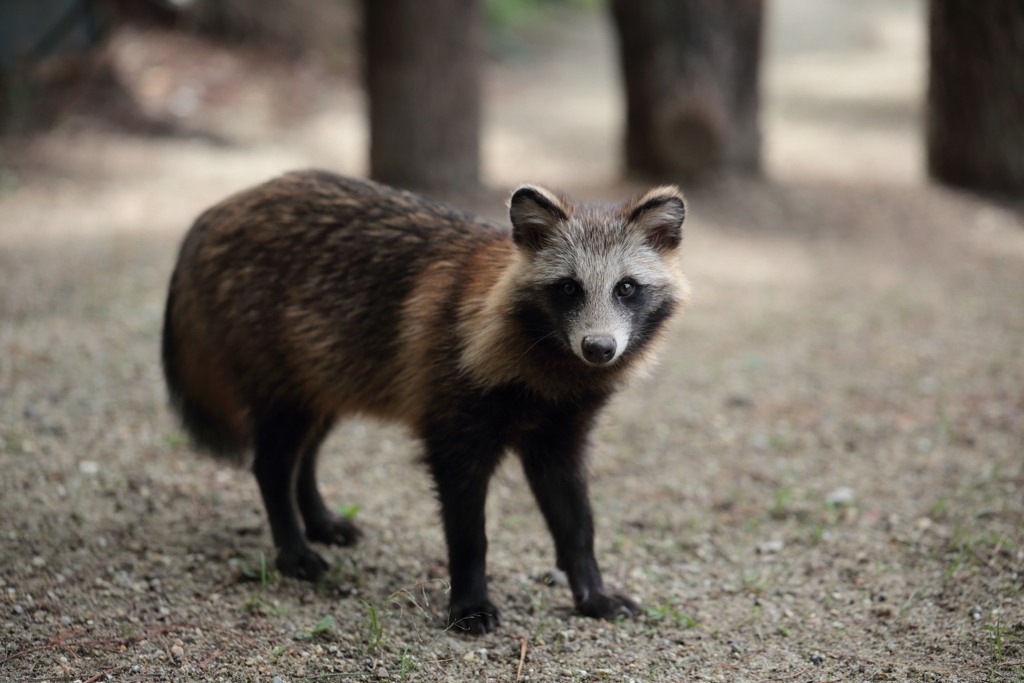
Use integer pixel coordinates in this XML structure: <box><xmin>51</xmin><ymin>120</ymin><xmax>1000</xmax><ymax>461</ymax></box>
<box><xmin>611</xmin><ymin>0</ymin><xmax>763</xmax><ymax>182</ymax></box>
<box><xmin>927</xmin><ymin>1</ymin><xmax>1024</xmax><ymax>195</ymax></box>
<box><xmin>363</xmin><ymin>0</ymin><xmax>481</xmax><ymax>191</ymax></box>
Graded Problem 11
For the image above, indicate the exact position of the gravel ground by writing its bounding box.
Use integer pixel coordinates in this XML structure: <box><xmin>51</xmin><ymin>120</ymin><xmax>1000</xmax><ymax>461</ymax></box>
<box><xmin>2</xmin><ymin>2</ymin><xmax>1024</xmax><ymax>681</ymax></box>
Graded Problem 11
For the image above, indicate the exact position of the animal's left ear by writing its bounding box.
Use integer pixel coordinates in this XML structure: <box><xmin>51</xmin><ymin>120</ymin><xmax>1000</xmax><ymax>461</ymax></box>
<box><xmin>627</xmin><ymin>186</ymin><xmax>686</xmax><ymax>252</ymax></box>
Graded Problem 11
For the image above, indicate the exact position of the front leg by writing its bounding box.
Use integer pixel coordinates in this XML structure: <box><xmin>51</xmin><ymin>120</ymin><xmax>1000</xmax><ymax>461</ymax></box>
<box><xmin>423</xmin><ymin>425</ymin><xmax>506</xmax><ymax>635</ymax></box>
<box><xmin>517</xmin><ymin>407</ymin><xmax>640</xmax><ymax>621</ymax></box>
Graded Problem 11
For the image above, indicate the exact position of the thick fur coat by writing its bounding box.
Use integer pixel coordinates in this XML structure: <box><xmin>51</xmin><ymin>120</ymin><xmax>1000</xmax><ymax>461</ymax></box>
<box><xmin>163</xmin><ymin>171</ymin><xmax>688</xmax><ymax>633</ymax></box>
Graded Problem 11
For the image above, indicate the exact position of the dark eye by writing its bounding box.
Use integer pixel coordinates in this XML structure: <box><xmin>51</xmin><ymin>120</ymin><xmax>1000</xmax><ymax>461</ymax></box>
<box><xmin>616</xmin><ymin>281</ymin><xmax>636</xmax><ymax>297</ymax></box>
<box><xmin>562</xmin><ymin>281</ymin><xmax>579</xmax><ymax>297</ymax></box>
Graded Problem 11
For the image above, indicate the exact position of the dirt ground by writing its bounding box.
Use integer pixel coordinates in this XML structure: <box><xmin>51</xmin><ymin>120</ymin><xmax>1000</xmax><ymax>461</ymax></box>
<box><xmin>2</xmin><ymin>1</ymin><xmax>1024</xmax><ymax>681</ymax></box>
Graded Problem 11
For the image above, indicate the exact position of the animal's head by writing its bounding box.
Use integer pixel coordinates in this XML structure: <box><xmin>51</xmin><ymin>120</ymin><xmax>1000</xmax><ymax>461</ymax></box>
<box><xmin>507</xmin><ymin>184</ymin><xmax>688</xmax><ymax>368</ymax></box>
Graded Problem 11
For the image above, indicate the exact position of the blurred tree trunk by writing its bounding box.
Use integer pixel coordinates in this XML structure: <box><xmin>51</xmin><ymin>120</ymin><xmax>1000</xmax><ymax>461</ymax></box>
<box><xmin>0</xmin><ymin>0</ymin><xmax>165</xmax><ymax>136</ymax></box>
<box><xmin>363</xmin><ymin>0</ymin><xmax>481</xmax><ymax>191</ymax></box>
<box><xmin>928</xmin><ymin>1</ymin><xmax>1024</xmax><ymax>195</ymax></box>
<box><xmin>611</xmin><ymin>0</ymin><xmax>763</xmax><ymax>182</ymax></box>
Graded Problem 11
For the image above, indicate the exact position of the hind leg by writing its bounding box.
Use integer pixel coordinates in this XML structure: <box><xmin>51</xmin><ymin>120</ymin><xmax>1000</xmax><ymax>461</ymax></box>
<box><xmin>296</xmin><ymin>421</ymin><xmax>363</xmax><ymax>547</ymax></box>
<box><xmin>252</xmin><ymin>405</ymin><xmax>329</xmax><ymax>581</ymax></box>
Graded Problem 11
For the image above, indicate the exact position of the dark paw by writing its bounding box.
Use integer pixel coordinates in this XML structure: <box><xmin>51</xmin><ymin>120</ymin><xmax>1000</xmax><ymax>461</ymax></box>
<box><xmin>447</xmin><ymin>599</ymin><xmax>502</xmax><ymax>635</ymax></box>
<box><xmin>305</xmin><ymin>514</ymin><xmax>363</xmax><ymax>547</ymax></box>
<box><xmin>577</xmin><ymin>588</ymin><xmax>641</xmax><ymax>621</ymax></box>
<box><xmin>276</xmin><ymin>546</ymin><xmax>330</xmax><ymax>582</ymax></box>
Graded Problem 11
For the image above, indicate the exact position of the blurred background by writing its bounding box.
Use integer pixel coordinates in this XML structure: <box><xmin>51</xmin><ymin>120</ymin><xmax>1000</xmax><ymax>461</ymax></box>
<box><xmin>1</xmin><ymin>0</ymin><xmax>1020</xmax><ymax>199</ymax></box>
<box><xmin>2</xmin><ymin>2</ymin><xmax>1024</xmax><ymax>679</ymax></box>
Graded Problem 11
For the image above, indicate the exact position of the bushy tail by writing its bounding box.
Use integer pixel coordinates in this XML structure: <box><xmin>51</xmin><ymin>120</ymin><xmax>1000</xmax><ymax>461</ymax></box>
<box><xmin>162</xmin><ymin>285</ymin><xmax>249</xmax><ymax>460</ymax></box>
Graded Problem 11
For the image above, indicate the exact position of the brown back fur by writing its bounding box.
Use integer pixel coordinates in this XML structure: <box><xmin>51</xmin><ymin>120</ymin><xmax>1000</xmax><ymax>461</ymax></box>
<box><xmin>162</xmin><ymin>171</ymin><xmax>687</xmax><ymax>460</ymax></box>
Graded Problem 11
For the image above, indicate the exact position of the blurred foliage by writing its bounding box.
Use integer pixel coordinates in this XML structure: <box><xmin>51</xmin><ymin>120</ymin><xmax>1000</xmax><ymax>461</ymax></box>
<box><xmin>486</xmin><ymin>0</ymin><xmax>606</xmax><ymax>27</ymax></box>
<box><xmin>485</xmin><ymin>0</ymin><xmax>605</xmax><ymax>61</ymax></box>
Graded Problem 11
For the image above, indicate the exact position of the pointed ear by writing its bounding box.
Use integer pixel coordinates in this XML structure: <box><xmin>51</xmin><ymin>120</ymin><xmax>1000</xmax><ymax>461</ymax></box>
<box><xmin>509</xmin><ymin>185</ymin><xmax>569</xmax><ymax>251</ymax></box>
<box><xmin>627</xmin><ymin>186</ymin><xmax>686</xmax><ymax>252</ymax></box>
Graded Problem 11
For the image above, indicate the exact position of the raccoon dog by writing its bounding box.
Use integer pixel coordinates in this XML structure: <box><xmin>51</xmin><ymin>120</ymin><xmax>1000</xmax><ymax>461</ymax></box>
<box><xmin>162</xmin><ymin>171</ymin><xmax>688</xmax><ymax>634</ymax></box>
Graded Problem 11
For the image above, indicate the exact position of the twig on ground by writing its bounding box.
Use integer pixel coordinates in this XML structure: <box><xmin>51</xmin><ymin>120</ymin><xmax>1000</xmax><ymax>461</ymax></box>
<box><xmin>83</xmin><ymin>664</ymin><xmax>123</xmax><ymax>683</ymax></box>
<box><xmin>0</xmin><ymin>627</ymin><xmax>89</xmax><ymax>665</ymax></box>
<box><xmin>0</xmin><ymin>621</ymin><xmax>264</xmax><ymax>669</ymax></box>
<box><xmin>516</xmin><ymin>635</ymin><xmax>528</xmax><ymax>682</ymax></box>
<box><xmin>196</xmin><ymin>648</ymin><xmax>225</xmax><ymax>669</ymax></box>
<box><xmin>180</xmin><ymin>622</ymin><xmax>262</xmax><ymax>649</ymax></box>
<box><xmin>712</xmin><ymin>648</ymin><xmax>768</xmax><ymax>676</ymax></box>
<box><xmin>753</xmin><ymin>667</ymin><xmax>811</xmax><ymax>683</ymax></box>
<box><xmin>211</xmin><ymin>567</ymin><xmax>244</xmax><ymax>593</ymax></box>
<box><xmin>739</xmin><ymin>649</ymin><xmax>766</xmax><ymax>666</ymax></box>
<box><xmin>973</xmin><ymin>545</ymin><xmax>999</xmax><ymax>571</ymax></box>
<box><xmin>154</xmin><ymin>631</ymin><xmax>174</xmax><ymax>664</ymax></box>
<box><xmin>820</xmin><ymin>649</ymin><xmax>1024</xmax><ymax>673</ymax></box>
<box><xmin>708</xmin><ymin>536</ymin><xmax>737</xmax><ymax>565</ymax></box>
<box><xmin>820</xmin><ymin>649</ymin><xmax>952</xmax><ymax>671</ymax></box>
<box><xmin>714</xmin><ymin>663</ymin><xmax>748</xmax><ymax>674</ymax></box>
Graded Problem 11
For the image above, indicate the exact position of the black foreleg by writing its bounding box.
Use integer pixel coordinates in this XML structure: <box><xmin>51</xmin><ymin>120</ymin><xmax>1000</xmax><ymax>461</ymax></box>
<box><xmin>423</xmin><ymin>423</ymin><xmax>506</xmax><ymax>635</ymax></box>
<box><xmin>518</xmin><ymin>409</ymin><xmax>640</xmax><ymax>621</ymax></box>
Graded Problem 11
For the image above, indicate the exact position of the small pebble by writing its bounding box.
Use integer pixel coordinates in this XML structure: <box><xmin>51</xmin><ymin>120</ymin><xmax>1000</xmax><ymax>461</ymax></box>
<box><xmin>12</xmin><ymin>605</ymin><xmax>23</xmax><ymax>615</ymax></box>
<box><xmin>756</xmin><ymin>539</ymin><xmax>785</xmax><ymax>554</ymax></box>
<box><xmin>170</xmin><ymin>644</ymin><xmax>184</xmax><ymax>660</ymax></box>
<box><xmin>872</xmin><ymin>604</ymin><xmax>895</xmax><ymax>618</ymax></box>
<box><xmin>826</xmin><ymin>487</ymin><xmax>855</xmax><ymax>506</ymax></box>
<box><xmin>750</xmin><ymin>433</ymin><xmax>770</xmax><ymax>450</ymax></box>
<box><xmin>376</xmin><ymin>665</ymin><xmax>389</xmax><ymax>679</ymax></box>
<box><xmin>273</xmin><ymin>677</ymin><xmax>285</xmax><ymax>683</ymax></box>
<box><xmin>726</xmin><ymin>395</ymin><xmax>752</xmax><ymax>408</ymax></box>
<box><xmin>810</xmin><ymin>654</ymin><xmax>823</xmax><ymax>666</ymax></box>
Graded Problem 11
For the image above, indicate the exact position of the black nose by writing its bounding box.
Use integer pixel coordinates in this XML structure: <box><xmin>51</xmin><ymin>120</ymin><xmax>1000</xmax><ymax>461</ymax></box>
<box><xmin>581</xmin><ymin>336</ymin><xmax>617</xmax><ymax>364</ymax></box>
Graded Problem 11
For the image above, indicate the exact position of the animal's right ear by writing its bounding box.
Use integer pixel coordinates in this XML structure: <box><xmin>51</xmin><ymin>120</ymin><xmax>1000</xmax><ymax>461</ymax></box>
<box><xmin>509</xmin><ymin>185</ymin><xmax>569</xmax><ymax>251</ymax></box>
